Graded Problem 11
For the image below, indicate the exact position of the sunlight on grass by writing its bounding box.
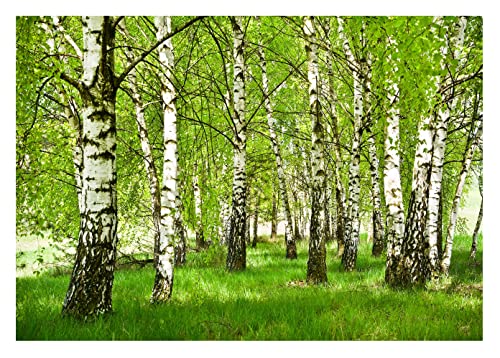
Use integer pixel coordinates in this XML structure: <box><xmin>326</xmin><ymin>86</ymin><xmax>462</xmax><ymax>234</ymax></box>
<box><xmin>16</xmin><ymin>235</ymin><xmax>482</xmax><ymax>340</ymax></box>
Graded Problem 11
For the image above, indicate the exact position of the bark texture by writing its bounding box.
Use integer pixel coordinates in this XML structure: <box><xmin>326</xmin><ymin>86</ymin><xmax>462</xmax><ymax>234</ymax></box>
<box><xmin>226</xmin><ymin>16</ymin><xmax>247</xmax><ymax>271</ymax></box>
<box><xmin>304</xmin><ymin>16</ymin><xmax>327</xmax><ymax>284</ymax></box>
<box><xmin>62</xmin><ymin>16</ymin><xmax>118</xmax><ymax>319</ymax></box>
<box><xmin>383</xmin><ymin>37</ymin><xmax>406</xmax><ymax>284</ymax></box>
<box><xmin>338</xmin><ymin>17</ymin><xmax>362</xmax><ymax>272</ymax></box>
<box><xmin>151</xmin><ymin>16</ymin><xmax>177</xmax><ymax>303</ymax></box>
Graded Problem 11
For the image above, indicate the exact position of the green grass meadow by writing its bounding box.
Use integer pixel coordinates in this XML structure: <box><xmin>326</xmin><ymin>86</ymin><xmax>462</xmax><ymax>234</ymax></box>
<box><xmin>16</xmin><ymin>234</ymin><xmax>482</xmax><ymax>341</ymax></box>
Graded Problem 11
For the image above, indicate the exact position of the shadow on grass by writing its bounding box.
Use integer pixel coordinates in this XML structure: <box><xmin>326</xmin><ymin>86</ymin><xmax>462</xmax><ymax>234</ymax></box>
<box><xmin>16</xmin><ymin>237</ymin><xmax>482</xmax><ymax>340</ymax></box>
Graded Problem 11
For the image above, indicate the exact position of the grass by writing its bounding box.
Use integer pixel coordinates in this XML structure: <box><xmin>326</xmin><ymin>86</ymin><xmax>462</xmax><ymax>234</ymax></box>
<box><xmin>16</xmin><ymin>234</ymin><xmax>482</xmax><ymax>340</ymax></box>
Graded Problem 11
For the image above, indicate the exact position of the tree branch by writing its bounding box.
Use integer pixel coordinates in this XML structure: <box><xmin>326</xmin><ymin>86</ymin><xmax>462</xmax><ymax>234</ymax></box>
<box><xmin>115</xmin><ymin>16</ymin><xmax>205</xmax><ymax>87</ymax></box>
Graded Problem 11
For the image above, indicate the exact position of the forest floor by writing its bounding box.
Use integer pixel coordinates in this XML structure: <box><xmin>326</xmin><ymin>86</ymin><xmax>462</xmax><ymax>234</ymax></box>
<box><xmin>16</xmin><ymin>233</ymin><xmax>482</xmax><ymax>340</ymax></box>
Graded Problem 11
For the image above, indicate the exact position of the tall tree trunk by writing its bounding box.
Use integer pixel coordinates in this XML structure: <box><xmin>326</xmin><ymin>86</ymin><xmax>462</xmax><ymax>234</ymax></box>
<box><xmin>174</xmin><ymin>194</ymin><xmax>187</xmax><ymax>265</ymax></box>
<box><xmin>121</xmin><ymin>25</ymin><xmax>162</xmax><ymax>267</ymax></box>
<box><xmin>151</xmin><ymin>16</ymin><xmax>178</xmax><ymax>303</ymax></box>
<box><xmin>256</xmin><ymin>18</ymin><xmax>297</xmax><ymax>258</ymax></box>
<box><xmin>270</xmin><ymin>191</ymin><xmax>278</xmax><ymax>241</ymax></box>
<box><xmin>193</xmin><ymin>162</ymin><xmax>206</xmax><ymax>250</ymax></box>
<box><xmin>437</xmin><ymin>189</ymin><xmax>444</xmax><ymax>260</ymax></box>
<box><xmin>441</xmin><ymin>121</ymin><xmax>482</xmax><ymax>274</ymax></box>
<box><xmin>367</xmin><ymin>130</ymin><xmax>385</xmax><ymax>257</ymax></box>
<box><xmin>363</xmin><ymin>53</ymin><xmax>385</xmax><ymax>257</ymax></box>
<box><xmin>469</xmin><ymin>175</ymin><xmax>483</xmax><ymax>260</ymax></box>
<box><xmin>226</xmin><ymin>16</ymin><xmax>247</xmax><ymax>271</ymax></box>
<box><xmin>304</xmin><ymin>16</ymin><xmax>327</xmax><ymax>284</ymax></box>
<box><xmin>383</xmin><ymin>36</ymin><xmax>406</xmax><ymax>284</ymax></box>
<box><xmin>252</xmin><ymin>191</ymin><xmax>260</xmax><ymax>248</ymax></box>
<box><xmin>219</xmin><ymin>199</ymin><xmax>231</xmax><ymax>246</ymax></box>
<box><xmin>427</xmin><ymin>16</ymin><xmax>467</xmax><ymax>279</ymax></box>
<box><xmin>62</xmin><ymin>16</ymin><xmax>118</xmax><ymax>319</ymax></box>
<box><xmin>338</xmin><ymin>17</ymin><xmax>362</xmax><ymax>272</ymax></box>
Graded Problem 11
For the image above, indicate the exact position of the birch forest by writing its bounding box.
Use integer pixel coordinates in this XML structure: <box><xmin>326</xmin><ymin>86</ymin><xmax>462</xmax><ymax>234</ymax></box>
<box><xmin>16</xmin><ymin>16</ymin><xmax>484</xmax><ymax>340</ymax></box>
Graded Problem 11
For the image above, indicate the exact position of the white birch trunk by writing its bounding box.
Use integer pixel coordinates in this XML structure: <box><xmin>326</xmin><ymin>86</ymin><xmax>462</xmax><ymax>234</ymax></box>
<box><xmin>383</xmin><ymin>36</ymin><xmax>406</xmax><ymax>283</ymax></box>
<box><xmin>469</xmin><ymin>174</ymin><xmax>483</xmax><ymax>260</ymax></box>
<box><xmin>441</xmin><ymin>122</ymin><xmax>482</xmax><ymax>274</ymax></box>
<box><xmin>363</xmin><ymin>53</ymin><xmax>385</xmax><ymax>257</ymax></box>
<box><xmin>151</xmin><ymin>16</ymin><xmax>177</xmax><ymax>303</ymax></box>
<box><xmin>226</xmin><ymin>16</ymin><xmax>247</xmax><ymax>271</ymax></box>
<box><xmin>304</xmin><ymin>16</ymin><xmax>327</xmax><ymax>284</ymax></box>
<box><xmin>193</xmin><ymin>162</ymin><xmax>206</xmax><ymax>250</ymax></box>
<box><xmin>338</xmin><ymin>17</ymin><xmax>362</xmax><ymax>272</ymax></box>
<box><xmin>427</xmin><ymin>16</ymin><xmax>467</xmax><ymax>278</ymax></box>
<box><xmin>256</xmin><ymin>17</ymin><xmax>297</xmax><ymax>258</ymax></box>
<box><xmin>62</xmin><ymin>16</ymin><xmax>118</xmax><ymax>319</ymax></box>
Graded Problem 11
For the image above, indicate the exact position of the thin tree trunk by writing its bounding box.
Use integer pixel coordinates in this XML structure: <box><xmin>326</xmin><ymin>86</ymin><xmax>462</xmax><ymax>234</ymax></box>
<box><xmin>252</xmin><ymin>192</ymin><xmax>260</xmax><ymax>248</ymax></box>
<box><xmin>219</xmin><ymin>199</ymin><xmax>231</xmax><ymax>246</ymax></box>
<box><xmin>441</xmin><ymin>122</ymin><xmax>482</xmax><ymax>274</ymax></box>
<box><xmin>368</xmin><ymin>130</ymin><xmax>385</xmax><ymax>257</ymax></box>
<box><xmin>270</xmin><ymin>191</ymin><xmax>278</xmax><ymax>241</ymax></box>
<box><xmin>338</xmin><ymin>17</ymin><xmax>362</xmax><ymax>272</ymax></box>
<box><xmin>365</xmin><ymin>64</ymin><xmax>385</xmax><ymax>257</ymax></box>
<box><xmin>151</xmin><ymin>16</ymin><xmax>178</xmax><ymax>303</ymax></box>
<box><xmin>469</xmin><ymin>177</ymin><xmax>483</xmax><ymax>260</ymax></box>
<box><xmin>121</xmin><ymin>25</ymin><xmax>162</xmax><ymax>267</ymax></box>
<box><xmin>62</xmin><ymin>16</ymin><xmax>118</xmax><ymax>319</ymax></box>
<box><xmin>256</xmin><ymin>18</ymin><xmax>296</xmax><ymax>258</ymax></box>
<box><xmin>226</xmin><ymin>16</ymin><xmax>247</xmax><ymax>271</ymax></box>
<box><xmin>174</xmin><ymin>194</ymin><xmax>187</xmax><ymax>265</ymax></box>
<box><xmin>304</xmin><ymin>16</ymin><xmax>327</xmax><ymax>284</ymax></box>
<box><xmin>193</xmin><ymin>162</ymin><xmax>206</xmax><ymax>250</ymax></box>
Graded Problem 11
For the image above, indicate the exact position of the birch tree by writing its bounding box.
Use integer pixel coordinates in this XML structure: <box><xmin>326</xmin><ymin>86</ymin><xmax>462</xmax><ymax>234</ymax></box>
<box><xmin>338</xmin><ymin>17</ymin><xmax>363</xmax><ymax>272</ymax></box>
<box><xmin>304</xmin><ymin>16</ymin><xmax>327</xmax><ymax>284</ymax></box>
<box><xmin>62</xmin><ymin>16</ymin><xmax>119</xmax><ymax>318</ymax></box>
<box><xmin>150</xmin><ymin>16</ymin><xmax>178</xmax><ymax>303</ymax></box>
<box><xmin>469</xmin><ymin>170</ymin><xmax>483</xmax><ymax>260</ymax></box>
<box><xmin>226</xmin><ymin>16</ymin><xmax>248</xmax><ymax>271</ymax></box>
<box><xmin>321</xmin><ymin>18</ymin><xmax>346</xmax><ymax>257</ymax></box>
<box><xmin>383</xmin><ymin>35</ymin><xmax>406</xmax><ymax>284</ymax></box>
